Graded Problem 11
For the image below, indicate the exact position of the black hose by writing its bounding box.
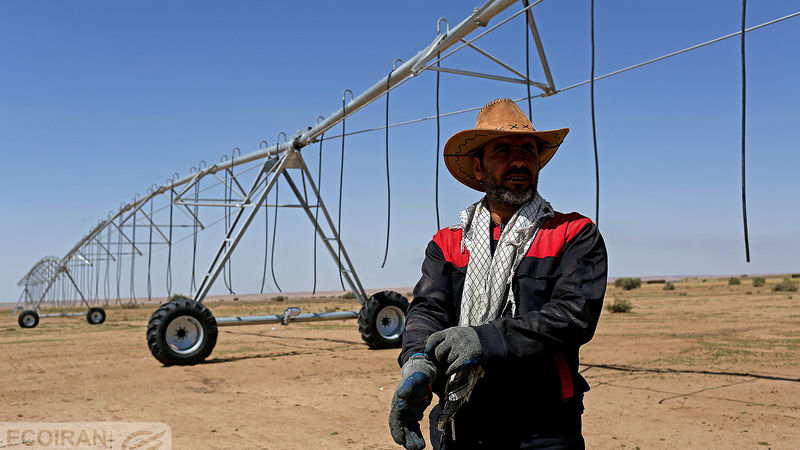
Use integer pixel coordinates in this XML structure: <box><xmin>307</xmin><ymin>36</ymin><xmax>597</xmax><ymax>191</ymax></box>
<box><xmin>337</xmin><ymin>97</ymin><xmax>347</xmax><ymax>290</ymax></box>
<box><xmin>270</xmin><ymin>176</ymin><xmax>282</xmax><ymax>292</ymax></box>
<box><xmin>741</xmin><ymin>0</ymin><xmax>751</xmax><ymax>262</ymax></box>
<box><xmin>590</xmin><ymin>0</ymin><xmax>600</xmax><ymax>226</ymax></box>
<box><xmin>435</xmin><ymin>52</ymin><xmax>442</xmax><ymax>230</ymax></box>
<box><xmin>524</xmin><ymin>2</ymin><xmax>532</xmax><ymax>119</ymax></box>
<box><xmin>147</xmin><ymin>198</ymin><xmax>153</xmax><ymax>301</ymax></box>
<box><xmin>166</xmin><ymin>188</ymin><xmax>174</xmax><ymax>297</ymax></box>
<box><xmin>312</xmin><ymin>132</ymin><xmax>324</xmax><ymax>294</ymax></box>
<box><xmin>381</xmin><ymin>70</ymin><xmax>394</xmax><ymax>268</ymax></box>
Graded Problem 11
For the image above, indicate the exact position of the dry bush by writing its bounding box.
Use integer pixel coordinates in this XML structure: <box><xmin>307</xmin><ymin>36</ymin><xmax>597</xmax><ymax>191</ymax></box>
<box><xmin>606</xmin><ymin>296</ymin><xmax>633</xmax><ymax>313</ymax></box>
<box><xmin>728</xmin><ymin>277</ymin><xmax>741</xmax><ymax>285</ymax></box>
<box><xmin>663</xmin><ymin>282</ymin><xmax>676</xmax><ymax>291</ymax></box>
<box><xmin>752</xmin><ymin>277</ymin><xmax>766</xmax><ymax>287</ymax></box>
<box><xmin>614</xmin><ymin>278</ymin><xmax>642</xmax><ymax>290</ymax></box>
<box><xmin>772</xmin><ymin>277</ymin><xmax>798</xmax><ymax>292</ymax></box>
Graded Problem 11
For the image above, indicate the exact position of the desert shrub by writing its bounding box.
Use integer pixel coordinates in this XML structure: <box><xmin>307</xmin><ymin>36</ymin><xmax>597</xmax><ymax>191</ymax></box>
<box><xmin>614</xmin><ymin>278</ymin><xmax>642</xmax><ymax>290</ymax></box>
<box><xmin>752</xmin><ymin>277</ymin><xmax>766</xmax><ymax>287</ymax></box>
<box><xmin>121</xmin><ymin>302</ymin><xmax>140</xmax><ymax>309</ymax></box>
<box><xmin>341</xmin><ymin>291</ymin><xmax>356</xmax><ymax>299</ymax></box>
<box><xmin>663</xmin><ymin>282</ymin><xmax>675</xmax><ymax>291</ymax></box>
<box><xmin>606</xmin><ymin>297</ymin><xmax>633</xmax><ymax>313</ymax></box>
<box><xmin>772</xmin><ymin>277</ymin><xmax>798</xmax><ymax>292</ymax></box>
<box><xmin>272</xmin><ymin>295</ymin><xmax>286</xmax><ymax>302</ymax></box>
<box><xmin>728</xmin><ymin>277</ymin><xmax>741</xmax><ymax>285</ymax></box>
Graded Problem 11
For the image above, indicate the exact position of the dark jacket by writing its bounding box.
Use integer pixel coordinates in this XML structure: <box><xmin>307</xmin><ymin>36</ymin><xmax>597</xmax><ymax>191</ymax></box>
<box><xmin>400</xmin><ymin>211</ymin><xmax>607</xmax><ymax>445</ymax></box>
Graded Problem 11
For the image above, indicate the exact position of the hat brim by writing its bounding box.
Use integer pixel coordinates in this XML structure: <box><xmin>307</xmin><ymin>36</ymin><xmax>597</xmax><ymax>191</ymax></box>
<box><xmin>443</xmin><ymin>127</ymin><xmax>569</xmax><ymax>191</ymax></box>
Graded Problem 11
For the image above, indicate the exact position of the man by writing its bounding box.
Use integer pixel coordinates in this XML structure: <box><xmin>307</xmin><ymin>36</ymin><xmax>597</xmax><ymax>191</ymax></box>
<box><xmin>389</xmin><ymin>98</ymin><xmax>607</xmax><ymax>449</ymax></box>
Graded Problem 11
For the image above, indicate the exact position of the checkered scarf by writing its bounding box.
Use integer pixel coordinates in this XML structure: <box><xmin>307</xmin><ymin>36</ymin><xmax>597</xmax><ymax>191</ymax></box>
<box><xmin>458</xmin><ymin>193</ymin><xmax>553</xmax><ymax>326</ymax></box>
<box><xmin>438</xmin><ymin>194</ymin><xmax>553</xmax><ymax>435</ymax></box>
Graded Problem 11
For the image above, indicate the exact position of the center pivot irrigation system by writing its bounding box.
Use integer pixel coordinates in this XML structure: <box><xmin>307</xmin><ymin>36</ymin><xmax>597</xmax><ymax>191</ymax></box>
<box><xmin>15</xmin><ymin>0</ymin><xmax>561</xmax><ymax>365</ymax></box>
<box><xmin>14</xmin><ymin>1</ymin><xmax>799</xmax><ymax>366</ymax></box>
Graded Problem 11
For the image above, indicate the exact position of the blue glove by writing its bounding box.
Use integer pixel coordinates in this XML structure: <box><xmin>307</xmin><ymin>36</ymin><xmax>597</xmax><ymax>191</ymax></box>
<box><xmin>388</xmin><ymin>354</ymin><xmax>437</xmax><ymax>449</ymax></box>
<box><xmin>424</xmin><ymin>326</ymin><xmax>483</xmax><ymax>377</ymax></box>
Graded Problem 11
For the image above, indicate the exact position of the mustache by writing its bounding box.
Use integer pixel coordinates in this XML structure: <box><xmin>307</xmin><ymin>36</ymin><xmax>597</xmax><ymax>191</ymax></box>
<box><xmin>503</xmin><ymin>168</ymin><xmax>532</xmax><ymax>178</ymax></box>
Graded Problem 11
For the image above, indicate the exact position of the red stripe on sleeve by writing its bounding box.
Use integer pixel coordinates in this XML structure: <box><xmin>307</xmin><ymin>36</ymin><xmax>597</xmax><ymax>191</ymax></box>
<box><xmin>553</xmin><ymin>352</ymin><xmax>574</xmax><ymax>401</ymax></box>
<box><xmin>526</xmin><ymin>212</ymin><xmax>593</xmax><ymax>259</ymax></box>
<box><xmin>432</xmin><ymin>228</ymin><xmax>469</xmax><ymax>268</ymax></box>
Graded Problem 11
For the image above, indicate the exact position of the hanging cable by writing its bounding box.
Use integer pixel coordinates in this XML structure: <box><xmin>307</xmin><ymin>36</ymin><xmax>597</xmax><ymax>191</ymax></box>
<box><xmin>104</xmin><ymin>223</ymin><xmax>110</xmax><ymax>305</ymax></box>
<box><xmin>338</xmin><ymin>91</ymin><xmax>352</xmax><ymax>290</ymax></box>
<box><xmin>190</xmin><ymin>169</ymin><xmax>200</xmax><ymax>295</ymax></box>
<box><xmin>259</xmin><ymin>141</ymin><xmax>270</xmax><ymax>294</ymax></box>
<box><xmin>590</xmin><ymin>0</ymin><xmax>600</xmax><ymax>226</ymax></box>
<box><xmin>221</xmin><ymin>152</ymin><xmax>235</xmax><ymax>294</ymax></box>
<box><xmin>93</xmin><ymin>242</ymin><xmax>100</xmax><ymax>303</ymax></box>
<box><xmin>116</xmin><ymin>216</ymin><xmax>122</xmax><ymax>304</ymax></box>
<box><xmin>435</xmin><ymin>53</ymin><xmax>442</xmax><ymax>230</ymax></box>
<box><xmin>741</xmin><ymin>0</ymin><xmax>751</xmax><ymax>262</ymax></box>
<box><xmin>228</xmin><ymin>149</ymin><xmax>239</xmax><ymax>293</ymax></box>
<box><xmin>270</xmin><ymin>134</ymin><xmax>286</xmax><ymax>292</ymax></box>
<box><xmin>433</xmin><ymin>20</ymin><xmax>447</xmax><ymax>231</ymax></box>
<box><xmin>222</xmin><ymin>157</ymin><xmax>231</xmax><ymax>292</ymax></box>
<box><xmin>381</xmin><ymin>65</ymin><xmax>398</xmax><ymax>268</ymax></box>
<box><xmin>166</xmin><ymin>176</ymin><xmax>176</xmax><ymax>297</ymax></box>
<box><xmin>129</xmin><ymin>204</ymin><xmax>137</xmax><ymax>304</ymax></box>
<box><xmin>524</xmin><ymin>0</ymin><xmax>532</xmax><ymax>119</ymax></box>
<box><xmin>146</xmin><ymin>195</ymin><xmax>154</xmax><ymax>301</ymax></box>
<box><xmin>313</xmin><ymin>119</ymin><xmax>324</xmax><ymax>295</ymax></box>
<box><xmin>270</xmin><ymin>170</ymin><xmax>282</xmax><ymax>292</ymax></box>
<box><xmin>260</xmin><ymin>183</ymin><xmax>269</xmax><ymax>293</ymax></box>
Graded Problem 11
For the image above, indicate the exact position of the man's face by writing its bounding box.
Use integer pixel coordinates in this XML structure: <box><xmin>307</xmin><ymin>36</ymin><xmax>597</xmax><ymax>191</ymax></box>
<box><xmin>472</xmin><ymin>135</ymin><xmax>540</xmax><ymax>206</ymax></box>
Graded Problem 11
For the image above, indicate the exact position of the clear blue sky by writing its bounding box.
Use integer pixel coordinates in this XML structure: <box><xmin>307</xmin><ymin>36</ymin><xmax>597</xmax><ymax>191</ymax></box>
<box><xmin>2</xmin><ymin>0</ymin><xmax>799</xmax><ymax>303</ymax></box>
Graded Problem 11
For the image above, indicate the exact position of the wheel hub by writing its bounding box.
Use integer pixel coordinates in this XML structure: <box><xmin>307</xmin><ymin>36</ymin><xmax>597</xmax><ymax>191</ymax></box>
<box><xmin>377</xmin><ymin>305</ymin><xmax>405</xmax><ymax>340</ymax></box>
<box><xmin>165</xmin><ymin>315</ymin><xmax>205</xmax><ymax>355</ymax></box>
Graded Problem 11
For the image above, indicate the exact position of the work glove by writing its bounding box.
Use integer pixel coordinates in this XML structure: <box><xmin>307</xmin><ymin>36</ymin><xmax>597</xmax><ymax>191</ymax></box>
<box><xmin>424</xmin><ymin>326</ymin><xmax>483</xmax><ymax>378</ymax></box>
<box><xmin>389</xmin><ymin>354</ymin><xmax>437</xmax><ymax>450</ymax></box>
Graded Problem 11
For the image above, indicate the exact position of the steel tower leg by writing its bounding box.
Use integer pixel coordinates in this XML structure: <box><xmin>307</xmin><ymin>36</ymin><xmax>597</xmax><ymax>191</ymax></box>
<box><xmin>192</xmin><ymin>149</ymin><xmax>368</xmax><ymax>305</ymax></box>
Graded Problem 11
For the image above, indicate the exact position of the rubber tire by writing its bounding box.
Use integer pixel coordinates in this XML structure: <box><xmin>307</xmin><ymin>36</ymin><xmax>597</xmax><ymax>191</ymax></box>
<box><xmin>146</xmin><ymin>297</ymin><xmax>218</xmax><ymax>366</ymax></box>
<box><xmin>86</xmin><ymin>307</ymin><xmax>106</xmax><ymax>325</ymax></box>
<box><xmin>18</xmin><ymin>310</ymin><xmax>39</xmax><ymax>329</ymax></box>
<box><xmin>358</xmin><ymin>291</ymin><xmax>408</xmax><ymax>349</ymax></box>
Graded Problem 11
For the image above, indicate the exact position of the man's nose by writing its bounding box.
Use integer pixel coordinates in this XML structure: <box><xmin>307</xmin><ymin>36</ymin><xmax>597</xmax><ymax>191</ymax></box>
<box><xmin>509</xmin><ymin>150</ymin><xmax>528</xmax><ymax>165</ymax></box>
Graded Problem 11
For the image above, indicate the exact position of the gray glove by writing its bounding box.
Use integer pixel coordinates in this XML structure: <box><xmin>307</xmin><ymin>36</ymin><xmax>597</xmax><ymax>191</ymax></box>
<box><xmin>389</xmin><ymin>354</ymin><xmax>437</xmax><ymax>450</ymax></box>
<box><xmin>424</xmin><ymin>326</ymin><xmax>483</xmax><ymax>377</ymax></box>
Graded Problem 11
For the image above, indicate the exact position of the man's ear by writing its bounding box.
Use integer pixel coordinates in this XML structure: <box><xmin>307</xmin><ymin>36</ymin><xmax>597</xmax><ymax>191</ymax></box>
<box><xmin>472</xmin><ymin>156</ymin><xmax>482</xmax><ymax>181</ymax></box>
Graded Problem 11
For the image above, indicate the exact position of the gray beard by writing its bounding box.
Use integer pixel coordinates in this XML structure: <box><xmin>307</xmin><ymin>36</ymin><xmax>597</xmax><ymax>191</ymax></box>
<box><xmin>485</xmin><ymin>184</ymin><xmax>535</xmax><ymax>205</ymax></box>
<box><xmin>482</xmin><ymin>168</ymin><xmax>537</xmax><ymax>206</ymax></box>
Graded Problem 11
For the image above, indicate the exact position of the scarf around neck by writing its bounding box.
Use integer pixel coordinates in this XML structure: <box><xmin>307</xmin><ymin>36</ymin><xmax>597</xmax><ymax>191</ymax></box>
<box><xmin>457</xmin><ymin>192</ymin><xmax>554</xmax><ymax>326</ymax></box>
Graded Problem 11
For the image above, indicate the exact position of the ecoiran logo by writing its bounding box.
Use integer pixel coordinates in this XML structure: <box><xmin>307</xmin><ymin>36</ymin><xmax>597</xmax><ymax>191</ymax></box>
<box><xmin>0</xmin><ymin>422</ymin><xmax>171</xmax><ymax>449</ymax></box>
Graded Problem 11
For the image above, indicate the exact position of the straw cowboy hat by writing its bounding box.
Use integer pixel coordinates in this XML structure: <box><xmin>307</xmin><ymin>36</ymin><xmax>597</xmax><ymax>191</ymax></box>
<box><xmin>443</xmin><ymin>98</ymin><xmax>569</xmax><ymax>191</ymax></box>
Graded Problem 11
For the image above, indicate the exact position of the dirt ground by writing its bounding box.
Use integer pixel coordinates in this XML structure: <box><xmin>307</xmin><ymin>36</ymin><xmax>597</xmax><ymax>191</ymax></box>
<box><xmin>1</xmin><ymin>276</ymin><xmax>799</xmax><ymax>449</ymax></box>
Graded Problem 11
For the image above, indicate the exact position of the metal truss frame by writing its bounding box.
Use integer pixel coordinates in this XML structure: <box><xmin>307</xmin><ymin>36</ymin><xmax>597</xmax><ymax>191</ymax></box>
<box><xmin>15</xmin><ymin>0</ymin><xmax>557</xmax><ymax>318</ymax></box>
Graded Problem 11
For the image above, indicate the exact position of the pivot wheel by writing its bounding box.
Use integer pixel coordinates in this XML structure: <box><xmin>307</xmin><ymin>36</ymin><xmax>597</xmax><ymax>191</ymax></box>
<box><xmin>358</xmin><ymin>291</ymin><xmax>408</xmax><ymax>349</ymax></box>
<box><xmin>146</xmin><ymin>297</ymin><xmax>218</xmax><ymax>366</ymax></box>
<box><xmin>18</xmin><ymin>310</ymin><xmax>39</xmax><ymax>329</ymax></box>
<box><xmin>86</xmin><ymin>307</ymin><xmax>106</xmax><ymax>325</ymax></box>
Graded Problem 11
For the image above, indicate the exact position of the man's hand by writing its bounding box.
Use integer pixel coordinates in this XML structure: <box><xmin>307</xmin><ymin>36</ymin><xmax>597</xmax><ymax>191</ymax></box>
<box><xmin>389</xmin><ymin>354</ymin><xmax>437</xmax><ymax>449</ymax></box>
<box><xmin>424</xmin><ymin>326</ymin><xmax>483</xmax><ymax>377</ymax></box>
